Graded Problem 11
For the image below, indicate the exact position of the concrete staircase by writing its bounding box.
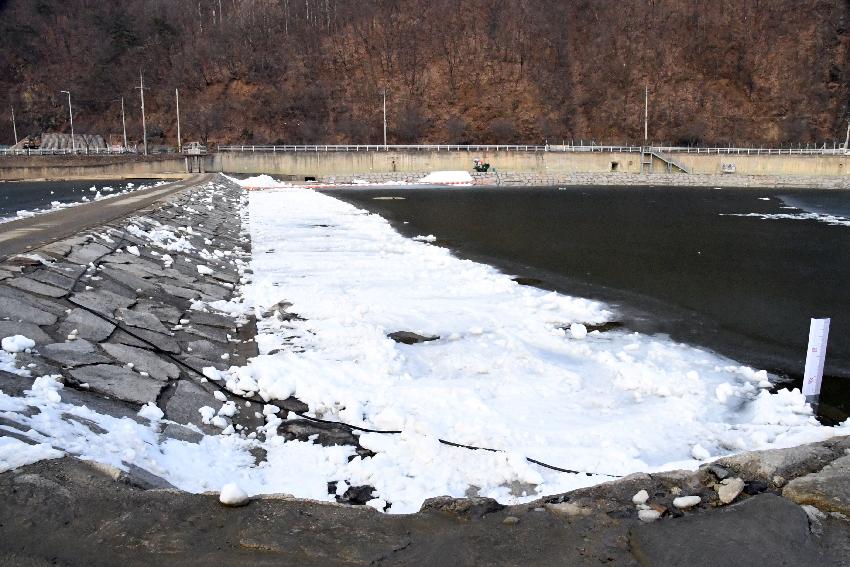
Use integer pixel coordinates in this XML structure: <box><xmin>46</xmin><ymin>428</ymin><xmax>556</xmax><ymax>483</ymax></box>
<box><xmin>641</xmin><ymin>147</ymin><xmax>691</xmax><ymax>174</ymax></box>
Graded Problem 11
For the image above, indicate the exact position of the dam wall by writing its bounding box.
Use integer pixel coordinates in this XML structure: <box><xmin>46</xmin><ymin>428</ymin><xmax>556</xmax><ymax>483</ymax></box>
<box><xmin>2</xmin><ymin>150</ymin><xmax>849</xmax><ymax>182</ymax></box>
<box><xmin>208</xmin><ymin>150</ymin><xmax>850</xmax><ymax>178</ymax></box>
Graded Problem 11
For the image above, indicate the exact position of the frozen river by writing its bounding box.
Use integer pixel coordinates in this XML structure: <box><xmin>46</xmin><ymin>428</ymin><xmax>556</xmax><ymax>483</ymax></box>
<box><xmin>331</xmin><ymin>185</ymin><xmax>850</xmax><ymax>419</ymax></box>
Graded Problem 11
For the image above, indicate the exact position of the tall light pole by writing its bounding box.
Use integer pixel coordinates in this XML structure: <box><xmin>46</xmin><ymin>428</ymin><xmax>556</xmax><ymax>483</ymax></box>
<box><xmin>136</xmin><ymin>71</ymin><xmax>148</xmax><ymax>155</ymax></box>
<box><xmin>120</xmin><ymin>97</ymin><xmax>127</xmax><ymax>150</ymax></box>
<box><xmin>382</xmin><ymin>88</ymin><xmax>387</xmax><ymax>148</ymax></box>
<box><xmin>10</xmin><ymin>106</ymin><xmax>17</xmax><ymax>146</ymax></box>
<box><xmin>644</xmin><ymin>85</ymin><xmax>649</xmax><ymax>146</ymax></box>
<box><xmin>175</xmin><ymin>88</ymin><xmax>181</xmax><ymax>152</ymax></box>
<box><xmin>60</xmin><ymin>90</ymin><xmax>75</xmax><ymax>152</ymax></box>
<box><xmin>843</xmin><ymin>117</ymin><xmax>850</xmax><ymax>151</ymax></box>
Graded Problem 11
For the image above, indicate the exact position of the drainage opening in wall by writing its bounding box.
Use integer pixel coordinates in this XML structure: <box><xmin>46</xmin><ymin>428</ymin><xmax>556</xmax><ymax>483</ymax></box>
<box><xmin>304</xmin><ymin>176</ymin><xmax>317</xmax><ymax>182</ymax></box>
<box><xmin>610</xmin><ymin>161</ymin><xmax>619</xmax><ymax>172</ymax></box>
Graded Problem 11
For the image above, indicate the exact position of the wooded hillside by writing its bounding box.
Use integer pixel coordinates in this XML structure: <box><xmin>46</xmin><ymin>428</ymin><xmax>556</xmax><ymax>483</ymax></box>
<box><xmin>1</xmin><ymin>0</ymin><xmax>849</xmax><ymax>146</ymax></box>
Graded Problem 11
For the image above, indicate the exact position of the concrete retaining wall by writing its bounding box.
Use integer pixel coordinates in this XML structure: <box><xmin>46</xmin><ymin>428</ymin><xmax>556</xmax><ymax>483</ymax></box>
<box><xmin>208</xmin><ymin>150</ymin><xmax>850</xmax><ymax>179</ymax></box>
<box><xmin>322</xmin><ymin>171</ymin><xmax>850</xmax><ymax>189</ymax></box>
<box><xmin>209</xmin><ymin>150</ymin><xmax>641</xmax><ymax>176</ymax></box>
<box><xmin>0</xmin><ymin>155</ymin><xmax>188</xmax><ymax>181</ymax></box>
<box><xmin>3</xmin><ymin>150</ymin><xmax>850</xmax><ymax>182</ymax></box>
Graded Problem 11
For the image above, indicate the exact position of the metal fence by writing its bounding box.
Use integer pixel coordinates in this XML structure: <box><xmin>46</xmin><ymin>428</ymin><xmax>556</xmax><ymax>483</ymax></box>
<box><xmin>0</xmin><ymin>147</ymin><xmax>140</xmax><ymax>156</ymax></box>
<box><xmin>217</xmin><ymin>144</ymin><xmax>849</xmax><ymax>156</ymax></box>
<box><xmin>3</xmin><ymin>144</ymin><xmax>848</xmax><ymax>156</ymax></box>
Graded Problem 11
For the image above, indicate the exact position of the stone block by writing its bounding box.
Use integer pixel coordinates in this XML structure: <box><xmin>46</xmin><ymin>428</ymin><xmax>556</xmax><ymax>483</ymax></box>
<box><xmin>69</xmin><ymin>364</ymin><xmax>165</xmax><ymax>405</ymax></box>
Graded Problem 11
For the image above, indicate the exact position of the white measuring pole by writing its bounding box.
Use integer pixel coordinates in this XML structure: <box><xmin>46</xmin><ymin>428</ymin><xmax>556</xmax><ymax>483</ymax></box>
<box><xmin>802</xmin><ymin>318</ymin><xmax>830</xmax><ymax>401</ymax></box>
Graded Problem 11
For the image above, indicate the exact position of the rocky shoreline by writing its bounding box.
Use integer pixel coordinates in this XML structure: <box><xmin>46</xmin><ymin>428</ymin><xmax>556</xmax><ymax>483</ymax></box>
<box><xmin>0</xmin><ymin>174</ymin><xmax>847</xmax><ymax>565</ymax></box>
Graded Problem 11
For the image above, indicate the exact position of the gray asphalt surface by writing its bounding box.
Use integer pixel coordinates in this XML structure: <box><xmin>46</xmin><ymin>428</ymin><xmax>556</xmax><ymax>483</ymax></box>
<box><xmin>0</xmin><ymin>174</ymin><xmax>212</xmax><ymax>262</ymax></box>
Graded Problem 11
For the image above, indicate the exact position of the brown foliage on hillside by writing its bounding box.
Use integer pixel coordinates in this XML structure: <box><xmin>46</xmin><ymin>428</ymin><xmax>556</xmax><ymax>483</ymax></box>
<box><xmin>1</xmin><ymin>0</ymin><xmax>849</xmax><ymax>146</ymax></box>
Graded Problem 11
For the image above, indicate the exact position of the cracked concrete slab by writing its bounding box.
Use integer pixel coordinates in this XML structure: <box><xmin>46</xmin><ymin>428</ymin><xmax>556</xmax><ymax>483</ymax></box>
<box><xmin>57</xmin><ymin>308</ymin><xmax>116</xmax><ymax>342</ymax></box>
<box><xmin>115</xmin><ymin>308</ymin><xmax>171</xmax><ymax>335</ymax></box>
<box><xmin>6</xmin><ymin>276</ymin><xmax>68</xmax><ymax>298</ymax></box>
<box><xmin>41</xmin><ymin>340</ymin><xmax>112</xmax><ymax>367</ymax></box>
<box><xmin>0</xmin><ymin>322</ymin><xmax>54</xmax><ymax>345</ymax></box>
<box><xmin>0</xmin><ymin>297</ymin><xmax>58</xmax><ymax>326</ymax></box>
<box><xmin>67</xmin><ymin>243</ymin><xmax>113</xmax><ymax>265</ymax></box>
<box><xmin>69</xmin><ymin>364</ymin><xmax>165</xmax><ymax>405</ymax></box>
<box><xmin>101</xmin><ymin>343</ymin><xmax>180</xmax><ymax>381</ymax></box>
<box><xmin>69</xmin><ymin>289</ymin><xmax>136</xmax><ymax>316</ymax></box>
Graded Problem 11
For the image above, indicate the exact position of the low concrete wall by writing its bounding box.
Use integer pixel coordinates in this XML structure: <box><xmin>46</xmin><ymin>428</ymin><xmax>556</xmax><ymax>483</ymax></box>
<box><xmin>668</xmin><ymin>152</ymin><xmax>850</xmax><ymax>175</ymax></box>
<box><xmin>0</xmin><ymin>155</ymin><xmax>188</xmax><ymax>181</ymax></box>
<box><xmin>209</xmin><ymin>150</ymin><xmax>642</xmax><ymax>176</ymax></box>
<box><xmin>322</xmin><ymin>171</ymin><xmax>850</xmax><ymax>189</ymax></box>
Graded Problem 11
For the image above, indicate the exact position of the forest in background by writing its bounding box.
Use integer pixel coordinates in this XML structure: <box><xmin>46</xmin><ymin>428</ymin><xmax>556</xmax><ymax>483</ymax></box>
<box><xmin>1</xmin><ymin>0</ymin><xmax>849</xmax><ymax>147</ymax></box>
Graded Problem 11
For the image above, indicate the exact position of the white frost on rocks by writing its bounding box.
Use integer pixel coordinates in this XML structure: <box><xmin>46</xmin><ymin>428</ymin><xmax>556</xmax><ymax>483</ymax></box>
<box><xmin>2</xmin><ymin>335</ymin><xmax>35</xmax><ymax>353</ymax></box>
<box><xmin>673</xmin><ymin>495</ymin><xmax>701</xmax><ymax>509</ymax></box>
<box><xmin>219</xmin><ymin>482</ymin><xmax>250</xmax><ymax>506</ymax></box>
<box><xmin>569</xmin><ymin>323</ymin><xmax>588</xmax><ymax>339</ymax></box>
<box><xmin>0</xmin><ymin>437</ymin><xmax>63</xmax><ymax>473</ymax></box>
<box><xmin>138</xmin><ymin>402</ymin><xmax>164</xmax><ymax>421</ymax></box>
<box><xmin>638</xmin><ymin>509</ymin><xmax>661</xmax><ymax>522</ymax></box>
<box><xmin>632</xmin><ymin>489</ymin><xmax>649</xmax><ymax>505</ymax></box>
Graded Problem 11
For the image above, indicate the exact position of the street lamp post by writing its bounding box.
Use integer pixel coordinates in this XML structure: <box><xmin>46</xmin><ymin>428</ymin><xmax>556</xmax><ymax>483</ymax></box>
<box><xmin>121</xmin><ymin>97</ymin><xmax>127</xmax><ymax>150</ymax></box>
<box><xmin>382</xmin><ymin>88</ymin><xmax>387</xmax><ymax>148</ymax></box>
<box><xmin>136</xmin><ymin>71</ymin><xmax>148</xmax><ymax>156</ymax></box>
<box><xmin>175</xmin><ymin>88</ymin><xmax>181</xmax><ymax>153</ymax></box>
<box><xmin>60</xmin><ymin>90</ymin><xmax>75</xmax><ymax>152</ymax></box>
<box><xmin>10</xmin><ymin>106</ymin><xmax>17</xmax><ymax>146</ymax></box>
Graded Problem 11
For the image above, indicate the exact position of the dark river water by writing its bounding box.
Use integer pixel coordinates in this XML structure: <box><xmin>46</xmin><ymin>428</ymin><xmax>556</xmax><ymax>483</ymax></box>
<box><xmin>328</xmin><ymin>186</ymin><xmax>850</xmax><ymax>420</ymax></box>
<box><xmin>0</xmin><ymin>179</ymin><xmax>160</xmax><ymax>219</ymax></box>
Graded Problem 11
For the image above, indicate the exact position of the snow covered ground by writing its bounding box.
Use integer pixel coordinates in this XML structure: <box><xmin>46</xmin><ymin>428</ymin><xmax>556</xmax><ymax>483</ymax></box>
<box><xmin>220</xmin><ymin>184</ymin><xmax>846</xmax><ymax>511</ymax></box>
<box><xmin>230</xmin><ymin>171</ymin><xmax>473</xmax><ymax>189</ymax></box>
<box><xmin>1</xmin><ymin>178</ymin><xmax>847</xmax><ymax>515</ymax></box>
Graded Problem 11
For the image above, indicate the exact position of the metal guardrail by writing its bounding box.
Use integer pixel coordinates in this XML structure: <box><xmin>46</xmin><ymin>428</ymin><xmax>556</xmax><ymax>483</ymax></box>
<box><xmin>3</xmin><ymin>144</ymin><xmax>848</xmax><ymax>156</ymax></box>
<box><xmin>0</xmin><ymin>148</ymin><xmax>140</xmax><ymax>156</ymax></box>
<box><xmin>217</xmin><ymin>144</ymin><xmax>552</xmax><ymax>152</ymax></box>
<box><xmin>217</xmin><ymin>144</ymin><xmax>850</xmax><ymax>156</ymax></box>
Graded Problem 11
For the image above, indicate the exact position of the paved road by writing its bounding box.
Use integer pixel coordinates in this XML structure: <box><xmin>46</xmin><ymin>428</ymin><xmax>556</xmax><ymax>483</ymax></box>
<box><xmin>0</xmin><ymin>174</ymin><xmax>213</xmax><ymax>261</ymax></box>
